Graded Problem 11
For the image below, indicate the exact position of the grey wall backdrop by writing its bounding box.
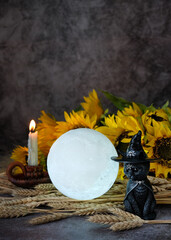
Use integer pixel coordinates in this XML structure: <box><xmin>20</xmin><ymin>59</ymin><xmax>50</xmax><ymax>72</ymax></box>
<box><xmin>0</xmin><ymin>0</ymin><xmax>171</xmax><ymax>153</ymax></box>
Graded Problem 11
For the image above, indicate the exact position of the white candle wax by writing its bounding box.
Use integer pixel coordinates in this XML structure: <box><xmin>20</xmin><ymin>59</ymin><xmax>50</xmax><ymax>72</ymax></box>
<box><xmin>28</xmin><ymin>120</ymin><xmax>38</xmax><ymax>166</ymax></box>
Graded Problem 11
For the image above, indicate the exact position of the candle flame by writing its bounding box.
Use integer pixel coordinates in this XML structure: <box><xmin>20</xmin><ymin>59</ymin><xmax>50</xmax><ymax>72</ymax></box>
<box><xmin>29</xmin><ymin>120</ymin><xmax>36</xmax><ymax>132</ymax></box>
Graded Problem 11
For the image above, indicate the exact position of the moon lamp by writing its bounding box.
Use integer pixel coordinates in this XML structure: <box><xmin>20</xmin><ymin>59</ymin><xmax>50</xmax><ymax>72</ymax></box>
<box><xmin>47</xmin><ymin>128</ymin><xmax>119</xmax><ymax>200</ymax></box>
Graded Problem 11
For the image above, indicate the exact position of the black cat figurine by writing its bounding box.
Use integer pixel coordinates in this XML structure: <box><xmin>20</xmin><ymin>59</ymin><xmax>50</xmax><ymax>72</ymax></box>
<box><xmin>112</xmin><ymin>130</ymin><xmax>157</xmax><ymax>220</ymax></box>
<box><xmin>124</xmin><ymin>161</ymin><xmax>156</xmax><ymax>220</ymax></box>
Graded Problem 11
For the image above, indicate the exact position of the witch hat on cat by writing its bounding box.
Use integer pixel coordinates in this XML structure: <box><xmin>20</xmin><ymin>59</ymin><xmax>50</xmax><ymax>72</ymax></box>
<box><xmin>111</xmin><ymin>130</ymin><xmax>159</xmax><ymax>163</ymax></box>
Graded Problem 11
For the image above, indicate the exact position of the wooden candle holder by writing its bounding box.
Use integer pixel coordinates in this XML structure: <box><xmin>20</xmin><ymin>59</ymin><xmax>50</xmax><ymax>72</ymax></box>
<box><xmin>6</xmin><ymin>161</ymin><xmax>50</xmax><ymax>188</ymax></box>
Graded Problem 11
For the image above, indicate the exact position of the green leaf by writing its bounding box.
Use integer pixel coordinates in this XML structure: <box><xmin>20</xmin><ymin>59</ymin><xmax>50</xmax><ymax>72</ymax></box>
<box><xmin>39</xmin><ymin>152</ymin><xmax>47</xmax><ymax>170</ymax></box>
<box><xmin>162</xmin><ymin>100</ymin><xmax>169</xmax><ymax>110</ymax></box>
<box><xmin>136</xmin><ymin>103</ymin><xmax>147</xmax><ymax>112</ymax></box>
<box><xmin>161</xmin><ymin>101</ymin><xmax>171</xmax><ymax>123</ymax></box>
<box><xmin>104</xmin><ymin>108</ymin><xmax>109</xmax><ymax>115</ymax></box>
<box><xmin>102</xmin><ymin>91</ymin><xmax>132</xmax><ymax>111</ymax></box>
<box><xmin>74</xmin><ymin>105</ymin><xmax>83</xmax><ymax>112</ymax></box>
<box><xmin>145</xmin><ymin>104</ymin><xmax>156</xmax><ymax>112</ymax></box>
<box><xmin>102</xmin><ymin>91</ymin><xmax>158</xmax><ymax>113</ymax></box>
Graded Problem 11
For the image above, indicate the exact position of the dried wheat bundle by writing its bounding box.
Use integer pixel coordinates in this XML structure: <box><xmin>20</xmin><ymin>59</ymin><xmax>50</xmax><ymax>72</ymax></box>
<box><xmin>0</xmin><ymin>171</ymin><xmax>171</xmax><ymax>230</ymax></box>
<box><xmin>88</xmin><ymin>207</ymin><xmax>171</xmax><ymax>232</ymax></box>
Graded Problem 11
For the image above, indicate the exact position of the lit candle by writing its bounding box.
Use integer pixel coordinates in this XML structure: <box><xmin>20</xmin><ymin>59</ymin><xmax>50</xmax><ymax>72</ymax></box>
<box><xmin>28</xmin><ymin>120</ymin><xmax>38</xmax><ymax>166</ymax></box>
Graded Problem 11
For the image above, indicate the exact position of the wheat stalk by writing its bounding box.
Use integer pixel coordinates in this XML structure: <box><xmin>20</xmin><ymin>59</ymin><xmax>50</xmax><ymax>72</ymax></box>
<box><xmin>0</xmin><ymin>205</ymin><xmax>33</xmax><ymax>218</ymax></box>
<box><xmin>148</xmin><ymin>176</ymin><xmax>170</xmax><ymax>185</ymax></box>
<box><xmin>159</xmin><ymin>184</ymin><xmax>171</xmax><ymax>190</ymax></box>
<box><xmin>152</xmin><ymin>186</ymin><xmax>166</xmax><ymax>193</ymax></box>
<box><xmin>0</xmin><ymin>193</ymin><xmax>59</xmax><ymax>206</ymax></box>
<box><xmin>115</xmin><ymin>179</ymin><xmax>128</xmax><ymax>185</ymax></box>
<box><xmin>88</xmin><ymin>214</ymin><xmax>126</xmax><ymax>224</ymax></box>
<box><xmin>75</xmin><ymin>206</ymin><xmax>108</xmax><ymax>216</ymax></box>
<box><xmin>48</xmin><ymin>202</ymin><xmax>100</xmax><ymax>210</ymax></box>
<box><xmin>29</xmin><ymin>213</ymin><xmax>71</xmax><ymax>225</ymax></box>
<box><xmin>145</xmin><ymin>219</ymin><xmax>171</xmax><ymax>224</ymax></box>
<box><xmin>34</xmin><ymin>183</ymin><xmax>57</xmax><ymax>191</ymax></box>
<box><xmin>155</xmin><ymin>199</ymin><xmax>171</xmax><ymax>204</ymax></box>
<box><xmin>0</xmin><ymin>172</ymin><xmax>7</xmax><ymax>177</ymax></box>
<box><xmin>0</xmin><ymin>187</ymin><xmax>14</xmax><ymax>195</ymax></box>
<box><xmin>107</xmin><ymin>207</ymin><xmax>141</xmax><ymax>220</ymax></box>
<box><xmin>25</xmin><ymin>202</ymin><xmax>44</xmax><ymax>208</ymax></box>
<box><xmin>12</xmin><ymin>188</ymin><xmax>42</xmax><ymax>197</ymax></box>
<box><xmin>109</xmin><ymin>220</ymin><xmax>144</xmax><ymax>231</ymax></box>
<box><xmin>87</xmin><ymin>195</ymin><xmax>125</xmax><ymax>203</ymax></box>
<box><xmin>106</xmin><ymin>185</ymin><xmax>125</xmax><ymax>194</ymax></box>
<box><xmin>0</xmin><ymin>179</ymin><xmax>16</xmax><ymax>188</ymax></box>
<box><xmin>155</xmin><ymin>192</ymin><xmax>171</xmax><ymax>198</ymax></box>
<box><xmin>0</xmin><ymin>197</ymin><xmax>33</xmax><ymax>206</ymax></box>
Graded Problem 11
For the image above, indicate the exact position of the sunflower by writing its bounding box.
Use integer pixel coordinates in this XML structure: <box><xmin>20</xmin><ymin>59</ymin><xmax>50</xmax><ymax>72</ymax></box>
<box><xmin>96</xmin><ymin>114</ymin><xmax>124</xmax><ymax>146</ymax></box>
<box><xmin>145</xmin><ymin>121</ymin><xmax>171</xmax><ymax>177</ymax></box>
<box><xmin>10</xmin><ymin>146</ymin><xmax>28</xmax><ymax>174</ymax></box>
<box><xmin>116</xmin><ymin>116</ymin><xmax>145</xmax><ymax>142</ymax></box>
<box><xmin>117</xmin><ymin>165</ymin><xmax>125</xmax><ymax>180</ymax></box>
<box><xmin>149</xmin><ymin>162</ymin><xmax>170</xmax><ymax>178</ymax></box>
<box><xmin>117</xmin><ymin>102</ymin><xmax>142</xmax><ymax>118</ymax></box>
<box><xmin>145</xmin><ymin>121</ymin><xmax>171</xmax><ymax>160</ymax></box>
<box><xmin>11</xmin><ymin>146</ymin><xmax>28</xmax><ymax>164</ymax></box>
<box><xmin>142</xmin><ymin>109</ymin><xmax>170</xmax><ymax>129</ymax></box>
<box><xmin>96</xmin><ymin>114</ymin><xmax>145</xmax><ymax>166</ymax></box>
<box><xmin>37</xmin><ymin>111</ymin><xmax>58</xmax><ymax>156</ymax></box>
<box><xmin>81</xmin><ymin>89</ymin><xmax>104</xmax><ymax>121</ymax></box>
<box><xmin>54</xmin><ymin>110</ymin><xmax>98</xmax><ymax>139</ymax></box>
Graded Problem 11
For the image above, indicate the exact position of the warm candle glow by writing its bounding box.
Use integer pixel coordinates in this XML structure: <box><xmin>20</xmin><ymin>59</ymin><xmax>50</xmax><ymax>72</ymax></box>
<box><xmin>29</xmin><ymin>120</ymin><xmax>36</xmax><ymax>132</ymax></box>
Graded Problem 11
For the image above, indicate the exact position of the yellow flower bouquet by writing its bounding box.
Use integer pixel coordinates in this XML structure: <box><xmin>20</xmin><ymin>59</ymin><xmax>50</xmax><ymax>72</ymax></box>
<box><xmin>11</xmin><ymin>89</ymin><xmax>171</xmax><ymax>179</ymax></box>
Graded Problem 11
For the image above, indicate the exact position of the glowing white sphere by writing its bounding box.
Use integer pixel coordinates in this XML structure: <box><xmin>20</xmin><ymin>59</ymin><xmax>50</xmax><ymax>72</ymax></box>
<box><xmin>47</xmin><ymin>128</ymin><xmax>119</xmax><ymax>200</ymax></box>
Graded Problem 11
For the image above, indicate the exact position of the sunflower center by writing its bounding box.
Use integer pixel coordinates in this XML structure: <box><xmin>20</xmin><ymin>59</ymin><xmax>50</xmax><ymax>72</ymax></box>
<box><xmin>153</xmin><ymin>137</ymin><xmax>171</xmax><ymax>161</ymax></box>
<box><xmin>150</xmin><ymin>114</ymin><xmax>165</xmax><ymax>122</ymax></box>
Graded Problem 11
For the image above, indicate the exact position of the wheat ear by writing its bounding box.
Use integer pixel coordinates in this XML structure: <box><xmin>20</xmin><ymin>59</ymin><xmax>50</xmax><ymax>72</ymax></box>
<box><xmin>76</xmin><ymin>207</ymin><xmax>108</xmax><ymax>216</ymax></box>
<box><xmin>107</xmin><ymin>207</ymin><xmax>141</xmax><ymax>220</ymax></box>
<box><xmin>152</xmin><ymin>186</ymin><xmax>167</xmax><ymax>193</ymax></box>
<box><xmin>88</xmin><ymin>214</ymin><xmax>126</xmax><ymax>224</ymax></box>
<box><xmin>34</xmin><ymin>183</ymin><xmax>57</xmax><ymax>191</ymax></box>
<box><xmin>159</xmin><ymin>184</ymin><xmax>171</xmax><ymax>190</ymax></box>
<box><xmin>0</xmin><ymin>205</ymin><xmax>33</xmax><ymax>218</ymax></box>
<box><xmin>29</xmin><ymin>213</ymin><xmax>71</xmax><ymax>225</ymax></box>
<box><xmin>110</xmin><ymin>220</ymin><xmax>144</xmax><ymax>231</ymax></box>
<box><xmin>148</xmin><ymin>176</ymin><xmax>170</xmax><ymax>185</ymax></box>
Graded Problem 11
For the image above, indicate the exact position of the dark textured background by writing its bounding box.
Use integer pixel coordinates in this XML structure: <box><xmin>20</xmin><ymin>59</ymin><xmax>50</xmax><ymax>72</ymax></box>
<box><xmin>0</xmin><ymin>0</ymin><xmax>171</xmax><ymax>153</ymax></box>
